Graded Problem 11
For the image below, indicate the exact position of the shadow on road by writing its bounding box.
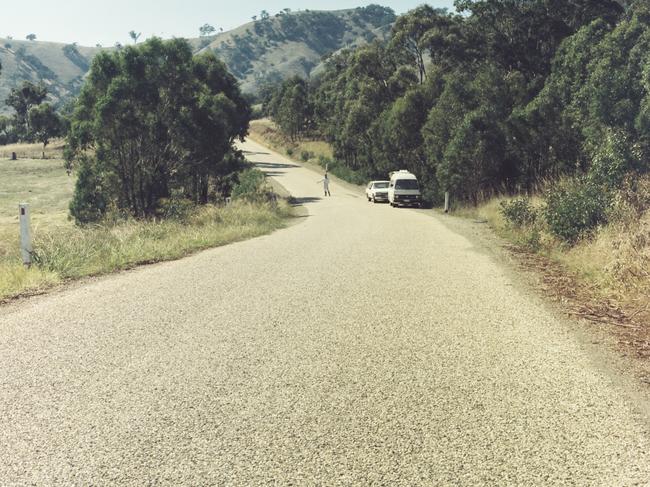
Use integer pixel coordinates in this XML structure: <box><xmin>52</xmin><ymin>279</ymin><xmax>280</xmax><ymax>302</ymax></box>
<box><xmin>288</xmin><ymin>196</ymin><xmax>322</xmax><ymax>206</ymax></box>
<box><xmin>242</xmin><ymin>150</ymin><xmax>272</xmax><ymax>156</ymax></box>
<box><xmin>254</xmin><ymin>162</ymin><xmax>300</xmax><ymax>170</ymax></box>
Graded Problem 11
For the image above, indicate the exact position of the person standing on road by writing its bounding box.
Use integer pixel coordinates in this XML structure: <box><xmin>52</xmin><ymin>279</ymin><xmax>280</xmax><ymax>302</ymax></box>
<box><xmin>318</xmin><ymin>173</ymin><xmax>331</xmax><ymax>197</ymax></box>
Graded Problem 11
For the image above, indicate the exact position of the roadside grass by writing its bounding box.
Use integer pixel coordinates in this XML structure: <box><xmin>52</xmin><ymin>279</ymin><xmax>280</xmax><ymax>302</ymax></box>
<box><xmin>461</xmin><ymin>182</ymin><xmax>650</xmax><ymax>325</ymax></box>
<box><xmin>0</xmin><ymin>147</ymin><xmax>293</xmax><ymax>302</ymax></box>
<box><xmin>249</xmin><ymin>119</ymin><xmax>333</xmax><ymax>160</ymax></box>
<box><xmin>455</xmin><ymin>195</ymin><xmax>547</xmax><ymax>245</ymax></box>
<box><xmin>553</xmin><ymin>211</ymin><xmax>650</xmax><ymax>311</ymax></box>
<box><xmin>0</xmin><ymin>157</ymin><xmax>74</xmax><ymax>231</ymax></box>
<box><xmin>248</xmin><ymin>119</ymin><xmax>368</xmax><ymax>185</ymax></box>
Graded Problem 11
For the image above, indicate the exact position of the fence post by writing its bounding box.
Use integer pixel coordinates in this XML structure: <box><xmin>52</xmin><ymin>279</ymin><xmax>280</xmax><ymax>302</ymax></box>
<box><xmin>19</xmin><ymin>203</ymin><xmax>32</xmax><ymax>267</ymax></box>
<box><xmin>444</xmin><ymin>192</ymin><xmax>450</xmax><ymax>213</ymax></box>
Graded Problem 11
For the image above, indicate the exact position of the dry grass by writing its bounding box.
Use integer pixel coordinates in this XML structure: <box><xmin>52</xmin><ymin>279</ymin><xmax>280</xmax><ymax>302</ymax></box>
<box><xmin>0</xmin><ymin>142</ymin><xmax>293</xmax><ymax>302</ymax></box>
<box><xmin>456</xmin><ymin>195</ymin><xmax>547</xmax><ymax>246</ymax></box>
<box><xmin>0</xmin><ymin>139</ymin><xmax>66</xmax><ymax>159</ymax></box>
<box><xmin>249</xmin><ymin>119</ymin><xmax>334</xmax><ymax>161</ymax></box>
<box><xmin>248</xmin><ymin>119</ymin><xmax>369</xmax><ymax>185</ymax></box>
<box><xmin>1</xmin><ymin>200</ymin><xmax>292</xmax><ymax>302</ymax></box>
<box><xmin>455</xmin><ymin>196</ymin><xmax>508</xmax><ymax>227</ymax></box>
<box><xmin>463</xmin><ymin>180</ymin><xmax>650</xmax><ymax>356</ymax></box>
<box><xmin>556</xmin><ymin>212</ymin><xmax>650</xmax><ymax>313</ymax></box>
<box><xmin>0</xmin><ymin>156</ymin><xmax>74</xmax><ymax>232</ymax></box>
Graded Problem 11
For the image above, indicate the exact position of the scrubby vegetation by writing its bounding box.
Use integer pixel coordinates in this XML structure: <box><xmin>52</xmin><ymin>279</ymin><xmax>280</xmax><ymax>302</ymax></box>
<box><xmin>65</xmin><ymin>38</ymin><xmax>251</xmax><ymax>222</ymax></box>
<box><xmin>1</xmin><ymin>79</ymin><xmax>64</xmax><ymax>147</ymax></box>
<box><xmin>263</xmin><ymin>1</ymin><xmax>649</xmax><ymax>235</ymax></box>
<box><xmin>475</xmin><ymin>175</ymin><xmax>650</xmax><ymax>319</ymax></box>
<box><xmin>0</xmin><ymin>150</ymin><xmax>290</xmax><ymax>302</ymax></box>
<box><xmin>0</xmin><ymin>39</ymin><xmax>292</xmax><ymax>301</ymax></box>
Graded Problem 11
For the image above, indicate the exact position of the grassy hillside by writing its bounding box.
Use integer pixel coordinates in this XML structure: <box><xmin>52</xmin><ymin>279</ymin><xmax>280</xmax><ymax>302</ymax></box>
<box><xmin>200</xmin><ymin>6</ymin><xmax>396</xmax><ymax>93</ymax></box>
<box><xmin>0</xmin><ymin>39</ymin><xmax>102</xmax><ymax>112</ymax></box>
<box><xmin>0</xmin><ymin>5</ymin><xmax>395</xmax><ymax>112</ymax></box>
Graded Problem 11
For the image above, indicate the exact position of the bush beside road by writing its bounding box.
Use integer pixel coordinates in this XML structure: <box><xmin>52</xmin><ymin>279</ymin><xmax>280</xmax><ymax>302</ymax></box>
<box><xmin>0</xmin><ymin>154</ymin><xmax>292</xmax><ymax>302</ymax></box>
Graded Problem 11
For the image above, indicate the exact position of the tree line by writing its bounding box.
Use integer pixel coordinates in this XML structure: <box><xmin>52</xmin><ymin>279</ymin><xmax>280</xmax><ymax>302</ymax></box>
<box><xmin>65</xmin><ymin>38</ymin><xmax>250</xmax><ymax>223</ymax></box>
<box><xmin>0</xmin><ymin>78</ymin><xmax>64</xmax><ymax>152</ymax></box>
<box><xmin>265</xmin><ymin>0</ymin><xmax>650</xmax><ymax>211</ymax></box>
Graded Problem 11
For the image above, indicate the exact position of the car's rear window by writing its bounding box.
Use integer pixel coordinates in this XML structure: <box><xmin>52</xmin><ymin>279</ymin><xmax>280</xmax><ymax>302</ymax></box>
<box><xmin>374</xmin><ymin>182</ymin><xmax>389</xmax><ymax>189</ymax></box>
<box><xmin>395</xmin><ymin>179</ymin><xmax>419</xmax><ymax>190</ymax></box>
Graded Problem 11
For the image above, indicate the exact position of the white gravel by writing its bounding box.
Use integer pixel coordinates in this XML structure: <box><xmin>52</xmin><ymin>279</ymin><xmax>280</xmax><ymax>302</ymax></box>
<box><xmin>0</xmin><ymin>138</ymin><xmax>649</xmax><ymax>485</ymax></box>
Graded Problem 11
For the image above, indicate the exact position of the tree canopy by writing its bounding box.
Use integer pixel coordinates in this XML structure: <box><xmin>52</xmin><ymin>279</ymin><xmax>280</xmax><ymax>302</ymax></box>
<box><xmin>5</xmin><ymin>81</ymin><xmax>49</xmax><ymax>142</ymax></box>
<box><xmin>66</xmin><ymin>37</ymin><xmax>250</xmax><ymax>223</ymax></box>
<box><xmin>265</xmin><ymin>0</ymin><xmax>638</xmax><ymax>205</ymax></box>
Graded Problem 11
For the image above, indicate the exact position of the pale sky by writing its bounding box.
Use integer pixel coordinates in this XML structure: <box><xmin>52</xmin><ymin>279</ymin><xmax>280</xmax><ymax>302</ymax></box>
<box><xmin>2</xmin><ymin>1</ymin><xmax>456</xmax><ymax>47</ymax></box>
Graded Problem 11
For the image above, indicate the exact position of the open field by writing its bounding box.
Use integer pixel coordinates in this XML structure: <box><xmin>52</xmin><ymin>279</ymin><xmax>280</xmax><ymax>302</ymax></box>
<box><xmin>0</xmin><ymin>155</ymin><xmax>73</xmax><ymax>229</ymax></box>
<box><xmin>0</xmin><ymin>146</ymin><xmax>292</xmax><ymax>302</ymax></box>
<box><xmin>0</xmin><ymin>139</ymin><xmax>66</xmax><ymax>160</ymax></box>
<box><xmin>0</xmin><ymin>154</ymin><xmax>74</xmax><ymax>300</ymax></box>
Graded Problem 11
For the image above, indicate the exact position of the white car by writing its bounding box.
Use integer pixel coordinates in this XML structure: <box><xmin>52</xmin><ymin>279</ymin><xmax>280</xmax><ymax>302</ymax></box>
<box><xmin>365</xmin><ymin>181</ymin><xmax>390</xmax><ymax>203</ymax></box>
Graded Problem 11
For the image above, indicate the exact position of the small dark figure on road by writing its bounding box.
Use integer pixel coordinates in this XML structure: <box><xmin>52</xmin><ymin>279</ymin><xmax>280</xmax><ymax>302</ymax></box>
<box><xmin>318</xmin><ymin>173</ymin><xmax>331</xmax><ymax>196</ymax></box>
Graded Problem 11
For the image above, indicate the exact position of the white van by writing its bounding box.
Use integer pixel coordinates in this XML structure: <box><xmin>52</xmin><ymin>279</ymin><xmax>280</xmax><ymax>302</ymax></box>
<box><xmin>388</xmin><ymin>170</ymin><xmax>422</xmax><ymax>208</ymax></box>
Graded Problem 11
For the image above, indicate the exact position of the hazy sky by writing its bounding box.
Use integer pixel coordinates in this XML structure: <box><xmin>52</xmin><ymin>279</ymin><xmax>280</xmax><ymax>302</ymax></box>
<box><xmin>3</xmin><ymin>1</ymin><xmax>456</xmax><ymax>47</ymax></box>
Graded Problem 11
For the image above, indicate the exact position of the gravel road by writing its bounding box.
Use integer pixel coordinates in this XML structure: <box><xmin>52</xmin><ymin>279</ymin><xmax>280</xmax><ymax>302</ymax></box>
<box><xmin>0</xmin><ymin>138</ymin><xmax>649</xmax><ymax>485</ymax></box>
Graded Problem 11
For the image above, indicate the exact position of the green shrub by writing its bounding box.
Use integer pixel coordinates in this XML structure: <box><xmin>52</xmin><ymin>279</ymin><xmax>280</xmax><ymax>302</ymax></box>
<box><xmin>588</xmin><ymin>129</ymin><xmax>639</xmax><ymax>189</ymax></box>
<box><xmin>69</xmin><ymin>157</ymin><xmax>107</xmax><ymax>224</ymax></box>
<box><xmin>316</xmin><ymin>155</ymin><xmax>367</xmax><ymax>185</ymax></box>
<box><xmin>329</xmin><ymin>164</ymin><xmax>368</xmax><ymax>186</ymax></box>
<box><xmin>318</xmin><ymin>155</ymin><xmax>331</xmax><ymax>167</ymax></box>
<box><xmin>286</xmin><ymin>147</ymin><xmax>294</xmax><ymax>156</ymax></box>
<box><xmin>607</xmin><ymin>175</ymin><xmax>650</xmax><ymax>224</ymax></box>
<box><xmin>544</xmin><ymin>178</ymin><xmax>611</xmax><ymax>243</ymax></box>
<box><xmin>524</xmin><ymin>226</ymin><xmax>542</xmax><ymax>251</ymax></box>
<box><xmin>231</xmin><ymin>169</ymin><xmax>275</xmax><ymax>203</ymax></box>
<box><xmin>300</xmin><ymin>150</ymin><xmax>314</xmax><ymax>162</ymax></box>
<box><xmin>500</xmin><ymin>197</ymin><xmax>538</xmax><ymax>228</ymax></box>
<box><xmin>157</xmin><ymin>197</ymin><xmax>195</xmax><ymax>220</ymax></box>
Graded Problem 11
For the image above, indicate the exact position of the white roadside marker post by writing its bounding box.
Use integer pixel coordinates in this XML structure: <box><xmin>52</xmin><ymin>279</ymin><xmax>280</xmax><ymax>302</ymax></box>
<box><xmin>444</xmin><ymin>192</ymin><xmax>450</xmax><ymax>213</ymax></box>
<box><xmin>19</xmin><ymin>203</ymin><xmax>33</xmax><ymax>267</ymax></box>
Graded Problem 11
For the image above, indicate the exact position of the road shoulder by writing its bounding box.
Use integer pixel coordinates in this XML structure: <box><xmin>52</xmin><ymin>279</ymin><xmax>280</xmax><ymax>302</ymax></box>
<box><xmin>428</xmin><ymin>206</ymin><xmax>650</xmax><ymax>418</ymax></box>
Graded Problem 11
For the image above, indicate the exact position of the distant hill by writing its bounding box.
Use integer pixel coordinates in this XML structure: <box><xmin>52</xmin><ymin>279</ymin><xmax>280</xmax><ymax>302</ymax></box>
<box><xmin>0</xmin><ymin>5</ymin><xmax>396</xmax><ymax>113</ymax></box>
<box><xmin>0</xmin><ymin>39</ymin><xmax>101</xmax><ymax>112</ymax></box>
<box><xmin>197</xmin><ymin>5</ymin><xmax>397</xmax><ymax>92</ymax></box>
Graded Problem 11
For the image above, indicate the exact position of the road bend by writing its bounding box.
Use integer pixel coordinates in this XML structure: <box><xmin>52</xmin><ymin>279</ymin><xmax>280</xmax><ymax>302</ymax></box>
<box><xmin>0</xmin><ymin>138</ymin><xmax>648</xmax><ymax>485</ymax></box>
